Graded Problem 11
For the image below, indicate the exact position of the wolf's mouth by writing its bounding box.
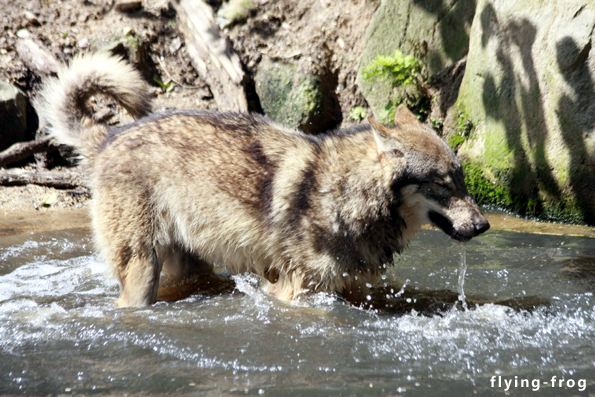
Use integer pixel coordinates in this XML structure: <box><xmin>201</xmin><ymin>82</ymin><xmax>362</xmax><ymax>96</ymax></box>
<box><xmin>428</xmin><ymin>210</ymin><xmax>469</xmax><ymax>242</ymax></box>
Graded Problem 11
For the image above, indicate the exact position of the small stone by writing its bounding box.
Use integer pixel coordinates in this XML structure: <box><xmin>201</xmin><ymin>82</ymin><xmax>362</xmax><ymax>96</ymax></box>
<box><xmin>23</xmin><ymin>11</ymin><xmax>40</xmax><ymax>26</ymax></box>
<box><xmin>122</xmin><ymin>26</ymin><xmax>134</xmax><ymax>36</ymax></box>
<box><xmin>198</xmin><ymin>87</ymin><xmax>213</xmax><ymax>100</ymax></box>
<box><xmin>147</xmin><ymin>86</ymin><xmax>161</xmax><ymax>96</ymax></box>
<box><xmin>16</xmin><ymin>29</ymin><xmax>30</xmax><ymax>39</ymax></box>
<box><xmin>78</xmin><ymin>38</ymin><xmax>89</xmax><ymax>48</ymax></box>
<box><xmin>168</xmin><ymin>36</ymin><xmax>182</xmax><ymax>54</ymax></box>
<box><xmin>115</xmin><ymin>0</ymin><xmax>142</xmax><ymax>13</ymax></box>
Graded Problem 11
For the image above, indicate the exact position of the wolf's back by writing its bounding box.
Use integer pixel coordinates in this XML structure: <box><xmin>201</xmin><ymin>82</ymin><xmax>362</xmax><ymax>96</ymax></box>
<box><xmin>39</xmin><ymin>53</ymin><xmax>152</xmax><ymax>158</ymax></box>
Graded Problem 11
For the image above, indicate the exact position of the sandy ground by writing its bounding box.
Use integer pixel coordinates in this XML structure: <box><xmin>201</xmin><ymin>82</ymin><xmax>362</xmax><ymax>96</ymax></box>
<box><xmin>0</xmin><ymin>184</ymin><xmax>88</xmax><ymax>212</ymax></box>
<box><xmin>0</xmin><ymin>185</ymin><xmax>90</xmax><ymax>237</ymax></box>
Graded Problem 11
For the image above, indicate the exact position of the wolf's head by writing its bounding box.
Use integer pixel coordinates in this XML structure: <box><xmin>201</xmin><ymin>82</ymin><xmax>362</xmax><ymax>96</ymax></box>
<box><xmin>369</xmin><ymin>105</ymin><xmax>489</xmax><ymax>242</ymax></box>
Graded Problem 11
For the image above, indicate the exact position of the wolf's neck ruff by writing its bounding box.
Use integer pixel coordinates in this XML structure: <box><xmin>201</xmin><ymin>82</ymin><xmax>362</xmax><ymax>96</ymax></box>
<box><xmin>39</xmin><ymin>53</ymin><xmax>489</xmax><ymax>307</ymax></box>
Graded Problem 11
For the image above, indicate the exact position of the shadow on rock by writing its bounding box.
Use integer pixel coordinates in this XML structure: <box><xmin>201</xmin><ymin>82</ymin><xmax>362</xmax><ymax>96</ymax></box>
<box><xmin>557</xmin><ymin>36</ymin><xmax>595</xmax><ymax>224</ymax></box>
<box><xmin>479</xmin><ymin>4</ymin><xmax>561</xmax><ymax>217</ymax></box>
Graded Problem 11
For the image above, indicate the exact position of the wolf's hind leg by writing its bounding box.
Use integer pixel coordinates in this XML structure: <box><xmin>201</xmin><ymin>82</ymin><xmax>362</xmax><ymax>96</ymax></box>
<box><xmin>92</xmin><ymin>184</ymin><xmax>163</xmax><ymax>307</ymax></box>
<box><xmin>115</xmin><ymin>247</ymin><xmax>161</xmax><ymax>307</ymax></box>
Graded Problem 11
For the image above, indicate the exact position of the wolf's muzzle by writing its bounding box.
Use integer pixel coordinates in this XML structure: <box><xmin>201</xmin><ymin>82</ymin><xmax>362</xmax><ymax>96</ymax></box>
<box><xmin>472</xmin><ymin>213</ymin><xmax>490</xmax><ymax>235</ymax></box>
<box><xmin>428</xmin><ymin>210</ymin><xmax>490</xmax><ymax>242</ymax></box>
<box><xmin>428</xmin><ymin>210</ymin><xmax>455</xmax><ymax>237</ymax></box>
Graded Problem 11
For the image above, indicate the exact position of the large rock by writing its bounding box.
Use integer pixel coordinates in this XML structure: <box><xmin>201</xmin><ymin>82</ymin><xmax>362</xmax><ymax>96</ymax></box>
<box><xmin>254</xmin><ymin>59</ymin><xmax>340</xmax><ymax>134</ymax></box>
<box><xmin>357</xmin><ymin>0</ymin><xmax>477</xmax><ymax>121</ymax></box>
<box><xmin>0</xmin><ymin>82</ymin><xmax>28</xmax><ymax>152</ymax></box>
<box><xmin>455</xmin><ymin>0</ymin><xmax>595</xmax><ymax>223</ymax></box>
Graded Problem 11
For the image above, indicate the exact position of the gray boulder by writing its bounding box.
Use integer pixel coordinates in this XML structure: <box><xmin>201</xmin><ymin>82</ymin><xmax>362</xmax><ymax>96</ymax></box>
<box><xmin>254</xmin><ymin>59</ymin><xmax>340</xmax><ymax>134</ymax></box>
<box><xmin>455</xmin><ymin>0</ymin><xmax>595</xmax><ymax>223</ymax></box>
<box><xmin>0</xmin><ymin>82</ymin><xmax>28</xmax><ymax>152</ymax></box>
<box><xmin>357</xmin><ymin>0</ymin><xmax>477</xmax><ymax>121</ymax></box>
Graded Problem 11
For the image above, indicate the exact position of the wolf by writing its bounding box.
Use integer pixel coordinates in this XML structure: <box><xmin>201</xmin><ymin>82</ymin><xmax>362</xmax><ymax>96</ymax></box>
<box><xmin>39</xmin><ymin>53</ymin><xmax>489</xmax><ymax>307</ymax></box>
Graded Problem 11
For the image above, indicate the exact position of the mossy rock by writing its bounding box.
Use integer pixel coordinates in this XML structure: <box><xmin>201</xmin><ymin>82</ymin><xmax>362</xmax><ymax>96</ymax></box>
<box><xmin>357</xmin><ymin>0</ymin><xmax>477</xmax><ymax>120</ymax></box>
<box><xmin>456</xmin><ymin>0</ymin><xmax>595</xmax><ymax>225</ymax></box>
<box><xmin>255</xmin><ymin>59</ymin><xmax>340</xmax><ymax>133</ymax></box>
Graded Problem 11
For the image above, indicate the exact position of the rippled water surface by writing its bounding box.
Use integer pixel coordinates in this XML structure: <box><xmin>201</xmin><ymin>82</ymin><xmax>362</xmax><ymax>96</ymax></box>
<box><xmin>2</xmin><ymin>218</ymin><xmax>595</xmax><ymax>396</ymax></box>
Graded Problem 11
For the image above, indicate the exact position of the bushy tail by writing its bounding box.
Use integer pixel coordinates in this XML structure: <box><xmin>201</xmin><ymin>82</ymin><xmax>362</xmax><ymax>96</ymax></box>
<box><xmin>39</xmin><ymin>52</ymin><xmax>152</xmax><ymax>158</ymax></box>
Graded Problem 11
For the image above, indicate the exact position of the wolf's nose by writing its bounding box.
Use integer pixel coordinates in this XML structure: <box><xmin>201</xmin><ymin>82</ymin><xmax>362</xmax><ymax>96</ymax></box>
<box><xmin>473</xmin><ymin>215</ymin><xmax>490</xmax><ymax>235</ymax></box>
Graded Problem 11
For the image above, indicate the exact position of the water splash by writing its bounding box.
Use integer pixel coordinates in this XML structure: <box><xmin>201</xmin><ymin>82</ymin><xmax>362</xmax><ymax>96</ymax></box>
<box><xmin>394</xmin><ymin>279</ymin><xmax>409</xmax><ymax>298</ymax></box>
<box><xmin>3</xmin><ymin>226</ymin><xmax>595</xmax><ymax>395</ymax></box>
<box><xmin>457</xmin><ymin>242</ymin><xmax>468</xmax><ymax>310</ymax></box>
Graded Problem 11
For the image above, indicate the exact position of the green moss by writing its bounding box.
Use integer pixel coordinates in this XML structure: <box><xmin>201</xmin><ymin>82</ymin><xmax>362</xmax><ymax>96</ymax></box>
<box><xmin>255</xmin><ymin>61</ymin><xmax>323</xmax><ymax>132</ymax></box>
<box><xmin>463</xmin><ymin>161</ymin><xmax>585</xmax><ymax>224</ymax></box>
<box><xmin>349</xmin><ymin>106</ymin><xmax>367</xmax><ymax>121</ymax></box>
<box><xmin>298</xmin><ymin>80</ymin><xmax>319</xmax><ymax>114</ymax></box>
<box><xmin>463</xmin><ymin>162</ymin><xmax>510</xmax><ymax>207</ymax></box>
<box><xmin>482</xmin><ymin>124</ymin><xmax>515</xmax><ymax>171</ymax></box>
<box><xmin>362</xmin><ymin>50</ymin><xmax>423</xmax><ymax>90</ymax></box>
<box><xmin>448</xmin><ymin>110</ymin><xmax>473</xmax><ymax>150</ymax></box>
<box><xmin>361</xmin><ymin>49</ymin><xmax>429</xmax><ymax>123</ymax></box>
<box><xmin>125</xmin><ymin>34</ymin><xmax>138</xmax><ymax>54</ymax></box>
<box><xmin>218</xmin><ymin>0</ymin><xmax>255</xmax><ymax>25</ymax></box>
<box><xmin>379</xmin><ymin>100</ymin><xmax>398</xmax><ymax>124</ymax></box>
<box><xmin>538</xmin><ymin>199</ymin><xmax>584</xmax><ymax>225</ymax></box>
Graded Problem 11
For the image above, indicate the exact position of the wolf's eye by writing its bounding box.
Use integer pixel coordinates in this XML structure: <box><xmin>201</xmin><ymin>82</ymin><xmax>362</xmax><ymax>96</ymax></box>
<box><xmin>435</xmin><ymin>182</ymin><xmax>451</xmax><ymax>191</ymax></box>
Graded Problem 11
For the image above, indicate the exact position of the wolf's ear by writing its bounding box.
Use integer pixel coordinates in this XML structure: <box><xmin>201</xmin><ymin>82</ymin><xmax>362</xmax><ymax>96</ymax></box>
<box><xmin>394</xmin><ymin>104</ymin><xmax>421</xmax><ymax>126</ymax></box>
<box><xmin>368</xmin><ymin>116</ymin><xmax>405</xmax><ymax>157</ymax></box>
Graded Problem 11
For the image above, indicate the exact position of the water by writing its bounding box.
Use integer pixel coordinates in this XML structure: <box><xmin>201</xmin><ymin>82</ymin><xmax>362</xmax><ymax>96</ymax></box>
<box><xmin>1</xmin><ymin>218</ymin><xmax>595</xmax><ymax>396</ymax></box>
<box><xmin>457</xmin><ymin>243</ymin><xmax>468</xmax><ymax>310</ymax></box>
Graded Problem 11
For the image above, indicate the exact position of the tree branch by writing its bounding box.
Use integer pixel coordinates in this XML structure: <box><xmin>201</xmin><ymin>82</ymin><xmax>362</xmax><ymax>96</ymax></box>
<box><xmin>0</xmin><ymin>136</ymin><xmax>59</xmax><ymax>167</ymax></box>
<box><xmin>0</xmin><ymin>168</ymin><xmax>87</xmax><ymax>189</ymax></box>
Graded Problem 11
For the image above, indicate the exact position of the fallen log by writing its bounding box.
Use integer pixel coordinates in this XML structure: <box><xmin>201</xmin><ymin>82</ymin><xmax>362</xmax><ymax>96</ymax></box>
<box><xmin>0</xmin><ymin>168</ymin><xmax>87</xmax><ymax>189</ymax></box>
<box><xmin>16</xmin><ymin>38</ymin><xmax>59</xmax><ymax>76</ymax></box>
<box><xmin>173</xmin><ymin>0</ymin><xmax>248</xmax><ymax>112</ymax></box>
<box><xmin>0</xmin><ymin>136</ymin><xmax>59</xmax><ymax>167</ymax></box>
